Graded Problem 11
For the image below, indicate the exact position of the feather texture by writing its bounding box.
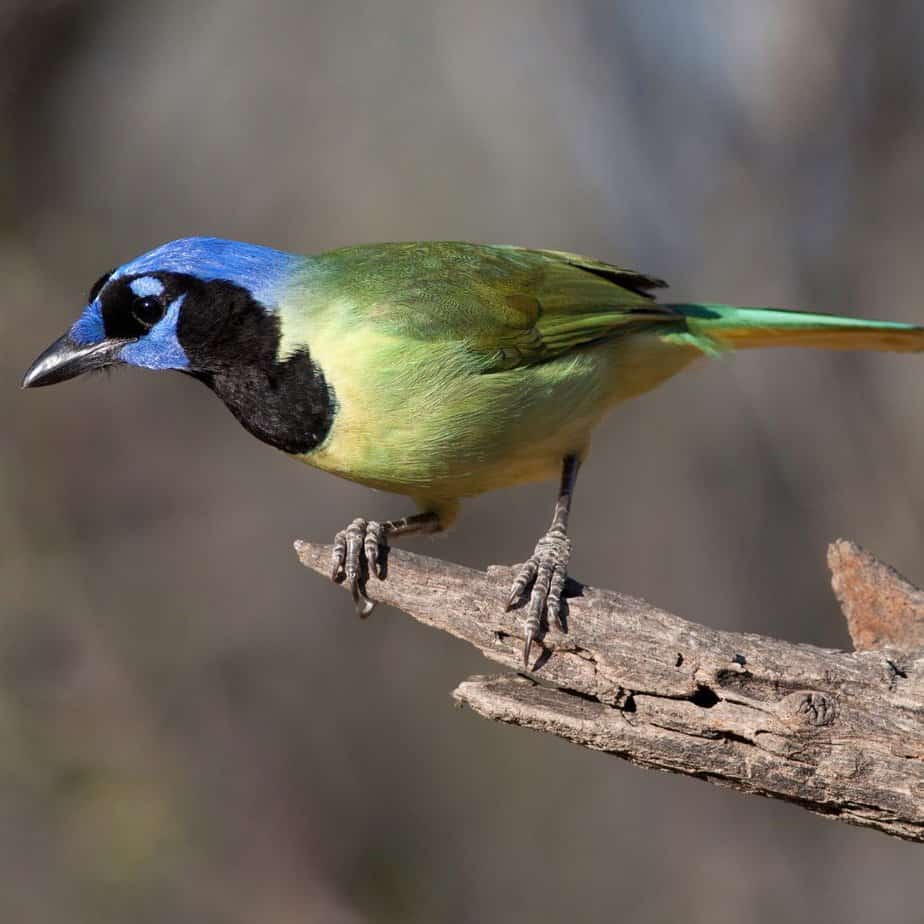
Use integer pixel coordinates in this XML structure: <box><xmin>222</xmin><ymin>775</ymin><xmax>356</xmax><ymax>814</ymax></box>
<box><xmin>48</xmin><ymin>238</ymin><xmax>924</xmax><ymax>514</ymax></box>
<box><xmin>262</xmin><ymin>242</ymin><xmax>924</xmax><ymax>511</ymax></box>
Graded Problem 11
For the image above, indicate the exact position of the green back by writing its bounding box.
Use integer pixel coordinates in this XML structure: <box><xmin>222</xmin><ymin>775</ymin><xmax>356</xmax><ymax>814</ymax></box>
<box><xmin>309</xmin><ymin>241</ymin><xmax>681</xmax><ymax>370</ymax></box>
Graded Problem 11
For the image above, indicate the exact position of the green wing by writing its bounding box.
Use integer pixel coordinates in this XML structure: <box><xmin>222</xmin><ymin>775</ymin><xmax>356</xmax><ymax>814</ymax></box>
<box><xmin>314</xmin><ymin>242</ymin><xmax>680</xmax><ymax>370</ymax></box>
<box><xmin>476</xmin><ymin>246</ymin><xmax>678</xmax><ymax>370</ymax></box>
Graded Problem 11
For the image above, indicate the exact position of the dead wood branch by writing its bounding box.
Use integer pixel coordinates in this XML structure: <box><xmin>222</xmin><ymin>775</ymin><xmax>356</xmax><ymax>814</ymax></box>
<box><xmin>295</xmin><ymin>538</ymin><xmax>924</xmax><ymax>842</ymax></box>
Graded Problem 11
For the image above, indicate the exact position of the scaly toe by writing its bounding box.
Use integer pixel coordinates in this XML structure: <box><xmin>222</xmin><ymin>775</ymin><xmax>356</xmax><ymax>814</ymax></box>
<box><xmin>522</xmin><ymin>590</ymin><xmax>546</xmax><ymax>668</ymax></box>
<box><xmin>330</xmin><ymin>517</ymin><xmax>388</xmax><ymax>617</ymax></box>
<box><xmin>506</xmin><ymin>556</ymin><xmax>539</xmax><ymax>610</ymax></box>
<box><xmin>364</xmin><ymin>520</ymin><xmax>386</xmax><ymax>579</ymax></box>
<box><xmin>330</xmin><ymin>529</ymin><xmax>348</xmax><ymax>581</ymax></box>
<box><xmin>343</xmin><ymin>518</ymin><xmax>367</xmax><ymax>584</ymax></box>
<box><xmin>547</xmin><ymin>563</ymin><xmax>568</xmax><ymax>630</ymax></box>
<box><xmin>514</xmin><ymin>528</ymin><xmax>572</xmax><ymax>664</ymax></box>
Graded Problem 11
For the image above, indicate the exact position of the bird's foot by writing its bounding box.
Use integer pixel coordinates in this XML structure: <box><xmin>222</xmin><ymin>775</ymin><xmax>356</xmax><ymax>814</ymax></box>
<box><xmin>330</xmin><ymin>518</ymin><xmax>386</xmax><ymax>616</ymax></box>
<box><xmin>506</xmin><ymin>525</ymin><xmax>572</xmax><ymax>668</ymax></box>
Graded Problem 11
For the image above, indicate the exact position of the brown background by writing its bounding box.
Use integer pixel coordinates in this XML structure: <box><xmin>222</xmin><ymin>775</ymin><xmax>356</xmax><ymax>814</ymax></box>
<box><xmin>3</xmin><ymin>2</ymin><xmax>924</xmax><ymax>921</ymax></box>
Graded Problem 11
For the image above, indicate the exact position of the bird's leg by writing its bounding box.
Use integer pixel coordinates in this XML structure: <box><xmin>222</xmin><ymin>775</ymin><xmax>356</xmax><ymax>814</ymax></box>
<box><xmin>506</xmin><ymin>455</ymin><xmax>580</xmax><ymax>667</ymax></box>
<box><xmin>330</xmin><ymin>512</ymin><xmax>441</xmax><ymax>616</ymax></box>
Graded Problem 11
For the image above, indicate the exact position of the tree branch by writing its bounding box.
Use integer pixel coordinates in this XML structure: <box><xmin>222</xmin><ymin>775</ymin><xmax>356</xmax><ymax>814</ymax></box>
<box><xmin>295</xmin><ymin>538</ymin><xmax>924</xmax><ymax>842</ymax></box>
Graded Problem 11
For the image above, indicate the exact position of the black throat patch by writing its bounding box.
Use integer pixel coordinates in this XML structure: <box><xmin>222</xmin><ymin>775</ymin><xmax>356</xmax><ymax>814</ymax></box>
<box><xmin>173</xmin><ymin>276</ymin><xmax>335</xmax><ymax>455</ymax></box>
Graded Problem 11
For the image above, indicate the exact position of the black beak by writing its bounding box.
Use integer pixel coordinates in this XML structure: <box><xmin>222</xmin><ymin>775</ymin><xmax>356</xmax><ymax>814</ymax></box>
<box><xmin>21</xmin><ymin>335</ymin><xmax>129</xmax><ymax>388</ymax></box>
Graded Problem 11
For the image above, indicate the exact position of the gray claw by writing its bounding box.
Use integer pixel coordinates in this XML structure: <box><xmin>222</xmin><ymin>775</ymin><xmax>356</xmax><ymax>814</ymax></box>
<box><xmin>510</xmin><ymin>527</ymin><xmax>572</xmax><ymax>663</ymax></box>
<box><xmin>523</xmin><ymin>627</ymin><xmax>536</xmax><ymax>668</ymax></box>
<box><xmin>330</xmin><ymin>517</ymin><xmax>387</xmax><ymax>616</ymax></box>
<box><xmin>350</xmin><ymin>576</ymin><xmax>375</xmax><ymax>617</ymax></box>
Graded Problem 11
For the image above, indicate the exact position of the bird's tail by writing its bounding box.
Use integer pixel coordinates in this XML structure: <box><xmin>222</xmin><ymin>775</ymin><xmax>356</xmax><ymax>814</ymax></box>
<box><xmin>663</xmin><ymin>303</ymin><xmax>924</xmax><ymax>356</ymax></box>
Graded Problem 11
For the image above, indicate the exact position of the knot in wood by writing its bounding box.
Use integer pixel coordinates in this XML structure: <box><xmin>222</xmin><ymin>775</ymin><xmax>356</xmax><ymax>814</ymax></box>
<box><xmin>779</xmin><ymin>691</ymin><xmax>838</xmax><ymax>729</ymax></box>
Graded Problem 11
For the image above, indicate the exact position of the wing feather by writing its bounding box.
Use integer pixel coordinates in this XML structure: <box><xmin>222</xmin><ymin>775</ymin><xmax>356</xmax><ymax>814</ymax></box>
<box><xmin>314</xmin><ymin>241</ymin><xmax>680</xmax><ymax>370</ymax></box>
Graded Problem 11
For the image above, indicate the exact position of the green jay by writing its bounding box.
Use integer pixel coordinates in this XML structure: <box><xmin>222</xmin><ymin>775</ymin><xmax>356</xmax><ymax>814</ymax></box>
<box><xmin>22</xmin><ymin>238</ymin><xmax>924</xmax><ymax>664</ymax></box>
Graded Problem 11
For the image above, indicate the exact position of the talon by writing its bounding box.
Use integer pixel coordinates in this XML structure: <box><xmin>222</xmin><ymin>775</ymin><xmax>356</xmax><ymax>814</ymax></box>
<box><xmin>327</xmin><ymin>511</ymin><xmax>437</xmax><ymax>617</ymax></box>
<box><xmin>350</xmin><ymin>576</ymin><xmax>375</xmax><ymax>617</ymax></box>
<box><xmin>329</xmin><ymin>516</ymin><xmax>389</xmax><ymax>615</ymax></box>
<box><xmin>547</xmin><ymin>598</ymin><xmax>560</xmax><ymax>628</ymax></box>
<box><xmin>509</xmin><ymin>527</ymin><xmax>572</xmax><ymax>664</ymax></box>
<box><xmin>522</xmin><ymin>594</ymin><xmax>543</xmax><ymax>668</ymax></box>
<box><xmin>523</xmin><ymin>628</ymin><xmax>535</xmax><ymax>668</ymax></box>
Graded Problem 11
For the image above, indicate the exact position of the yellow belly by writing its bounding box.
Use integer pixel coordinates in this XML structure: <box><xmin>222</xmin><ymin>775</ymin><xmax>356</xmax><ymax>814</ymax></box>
<box><xmin>295</xmin><ymin>326</ymin><xmax>700</xmax><ymax>510</ymax></box>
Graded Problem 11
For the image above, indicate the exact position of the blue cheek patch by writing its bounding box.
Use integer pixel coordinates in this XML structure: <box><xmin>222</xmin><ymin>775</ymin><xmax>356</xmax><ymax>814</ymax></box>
<box><xmin>70</xmin><ymin>300</ymin><xmax>106</xmax><ymax>345</ymax></box>
<box><xmin>119</xmin><ymin>295</ymin><xmax>190</xmax><ymax>370</ymax></box>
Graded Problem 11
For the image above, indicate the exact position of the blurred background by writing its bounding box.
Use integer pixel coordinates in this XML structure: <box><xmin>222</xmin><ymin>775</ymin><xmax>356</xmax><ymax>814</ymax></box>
<box><xmin>4</xmin><ymin>1</ymin><xmax>924</xmax><ymax>921</ymax></box>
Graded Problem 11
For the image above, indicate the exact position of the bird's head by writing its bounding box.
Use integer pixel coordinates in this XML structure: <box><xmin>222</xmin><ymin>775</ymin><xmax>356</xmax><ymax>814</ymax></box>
<box><xmin>23</xmin><ymin>237</ymin><xmax>334</xmax><ymax>454</ymax></box>
<box><xmin>22</xmin><ymin>237</ymin><xmax>303</xmax><ymax>387</ymax></box>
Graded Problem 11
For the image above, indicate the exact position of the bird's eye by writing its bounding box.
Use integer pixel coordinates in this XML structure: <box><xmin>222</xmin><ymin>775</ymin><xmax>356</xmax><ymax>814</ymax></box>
<box><xmin>132</xmin><ymin>296</ymin><xmax>166</xmax><ymax>329</ymax></box>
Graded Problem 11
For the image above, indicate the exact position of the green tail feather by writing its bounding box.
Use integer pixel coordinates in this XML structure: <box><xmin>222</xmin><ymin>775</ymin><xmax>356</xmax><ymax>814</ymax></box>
<box><xmin>662</xmin><ymin>303</ymin><xmax>924</xmax><ymax>355</ymax></box>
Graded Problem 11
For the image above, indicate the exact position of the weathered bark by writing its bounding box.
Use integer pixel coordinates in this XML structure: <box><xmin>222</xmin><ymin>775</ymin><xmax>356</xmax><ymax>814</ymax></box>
<box><xmin>829</xmin><ymin>540</ymin><xmax>924</xmax><ymax>652</ymax></box>
<box><xmin>295</xmin><ymin>538</ymin><xmax>924</xmax><ymax>842</ymax></box>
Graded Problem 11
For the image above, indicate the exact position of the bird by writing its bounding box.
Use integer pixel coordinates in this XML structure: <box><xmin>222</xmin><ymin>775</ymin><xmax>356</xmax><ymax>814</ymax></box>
<box><xmin>22</xmin><ymin>237</ymin><xmax>924</xmax><ymax>665</ymax></box>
